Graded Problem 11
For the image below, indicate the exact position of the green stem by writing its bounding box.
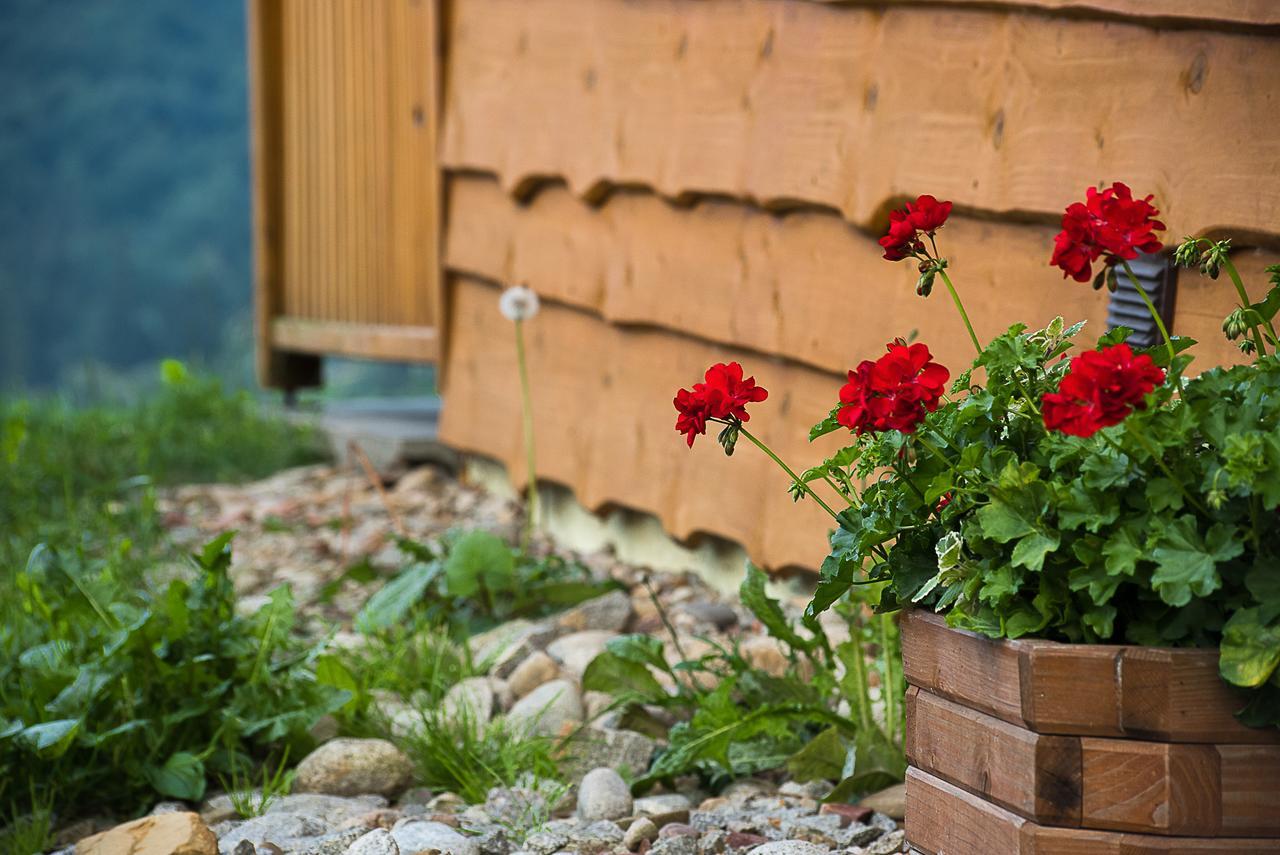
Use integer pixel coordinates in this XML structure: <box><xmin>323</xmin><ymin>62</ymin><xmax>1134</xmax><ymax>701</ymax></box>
<box><xmin>879</xmin><ymin>614</ymin><xmax>898</xmax><ymax>746</ymax></box>
<box><xmin>847</xmin><ymin>625</ymin><xmax>874</xmax><ymax>731</ymax></box>
<box><xmin>937</xmin><ymin>268</ymin><xmax>983</xmax><ymax>355</ymax></box>
<box><xmin>1119</xmin><ymin>261</ymin><xmax>1176</xmax><ymax>366</ymax></box>
<box><xmin>514</xmin><ymin>318</ymin><xmax>538</xmax><ymax>549</ymax></box>
<box><xmin>1220</xmin><ymin>254</ymin><xmax>1273</xmax><ymax>355</ymax></box>
<box><xmin>738</xmin><ymin>425</ymin><xmax>842</xmax><ymax>521</ymax></box>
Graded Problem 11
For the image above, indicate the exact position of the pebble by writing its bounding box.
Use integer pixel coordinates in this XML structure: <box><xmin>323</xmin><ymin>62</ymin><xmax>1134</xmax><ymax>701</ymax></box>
<box><xmin>294</xmin><ymin>739</ymin><xmax>414</xmax><ymax>798</ymax></box>
<box><xmin>623</xmin><ymin>818</ymin><xmax>659</xmax><ymax>851</ymax></box>
<box><xmin>507</xmin><ymin>651</ymin><xmax>560</xmax><ymax>699</ymax></box>
<box><xmin>861</xmin><ymin>829</ymin><xmax>906</xmax><ymax>855</ymax></box>
<box><xmin>440</xmin><ymin>677</ymin><xmax>497</xmax><ymax>736</ymax></box>
<box><xmin>507</xmin><ymin>679</ymin><xmax>584</xmax><ymax>737</ymax></box>
<box><xmin>555</xmin><ymin>590</ymin><xmax>634</xmax><ymax>633</ymax></box>
<box><xmin>576</xmin><ymin>768</ymin><xmax>633</xmax><ymax>821</ymax></box>
<box><xmin>744</xmin><ymin>842</ymin><xmax>828</xmax><ymax>855</ymax></box>
<box><xmin>390</xmin><ymin>820</ymin><xmax>479</xmax><ymax>855</ymax></box>
<box><xmin>858</xmin><ymin>784</ymin><xmax>906</xmax><ymax>821</ymax></box>
<box><xmin>546</xmin><ymin>631</ymin><xmax>620</xmax><ymax>678</ymax></box>
<box><xmin>346</xmin><ymin>829</ymin><xmax>399</xmax><ymax>855</ymax></box>
<box><xmin>75</xmin><ymin>813</ymin><xmax>218</xmax><ymax>855</ymax></box>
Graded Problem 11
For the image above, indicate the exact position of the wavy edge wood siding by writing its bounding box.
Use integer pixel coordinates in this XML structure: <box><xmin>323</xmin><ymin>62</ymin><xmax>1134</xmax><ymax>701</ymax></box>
<box><xmin>441</xmin><ymin>0</ymin><xmax>1280</xmax><ymax>242</ymax></box>
<box><xmin>439</xmin><ymin>274</ymin><xmax>843</xmax><ymax>572</ymax></box>
<box><xmin>817</xmin><ymin>0</ymin><xmax>1280</xmax><ymax>28</ymax></box>
<box><xmin>444</xmin><ymin>174</ymin><xmax>1277</xmax><ymax>375</ymax></box>
<box><xmin>249</xmin><ymin>0</ymin><xmax>443</xmax><ymax>386</ymax></box>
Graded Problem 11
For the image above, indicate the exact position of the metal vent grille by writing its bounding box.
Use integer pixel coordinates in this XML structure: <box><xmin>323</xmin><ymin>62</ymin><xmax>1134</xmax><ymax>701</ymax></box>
<box><xmin>1106</xmin><ymin>254</ymin><xmax>1178</xmax><ymax>348</ymax></box>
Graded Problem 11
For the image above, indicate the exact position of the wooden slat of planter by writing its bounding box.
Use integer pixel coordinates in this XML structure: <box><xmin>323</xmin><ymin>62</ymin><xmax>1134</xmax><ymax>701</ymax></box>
<box><xmin>442</xmin><ymin>0</ymin><xmax>1280</xmax><ymax>241</ymax></box>
<box><xmin>1119</xmin><ymin>648</ymin><xmax>1277</xmax><ymax>744</ymax></box>
<box><xmin>1219</xmin><ymin>745</ymin><xmax>1280</xmax><ymax>837</ymax></box>
<box><xmin>907</xmin><ymin>767</ymin><xmax>1280</xmax><ymax>854</ymax></box>
<box><xmin>902</xmin><ymin>611</ymin><xmax>1280</xmax><ymax>744</ymax></box>
<box><xmin>906</xmin><ymin>687</ymin><xmax>1082</xmax><ymax>825</ymax></box>
<box><xmin>1080</xmin><ymin>739</ymin><xmax>1221</xmax><ymax>836</ymax></box>
<box><xmin>900</xmin><ymin>610</ymin><xmax>1026</xmax><ymax>727</ymax></box>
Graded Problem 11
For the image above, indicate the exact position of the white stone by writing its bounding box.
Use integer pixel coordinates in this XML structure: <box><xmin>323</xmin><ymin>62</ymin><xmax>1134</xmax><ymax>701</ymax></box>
<box><xmin>506</xmin><ymin>679</ymin><xmax>583</xmax><ymax>737</ymax></box>
<box><xmin>576</xmin><ymin>768</ymin><xmax>633</xmax><ymax>822</ymax></box>
<box><xmin>347</xmin><ymin>829</ymin><xmax>400</xmax><ymax>855</ymax></box>
<box><xmin>390</xmin><ymin>820</ymin><xmax>480</xmax><ymax>855</ymax></box>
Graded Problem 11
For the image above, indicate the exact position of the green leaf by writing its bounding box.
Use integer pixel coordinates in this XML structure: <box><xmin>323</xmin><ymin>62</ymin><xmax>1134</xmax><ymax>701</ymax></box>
<box><xmin>444</xmin><ymin>530</ymin><xmax>515</xmax><ymax>597</ymax></box>
<box><xmin>824</xmin><ymin>729</ymin><xmax>905</xmax><ymax>802</ymax></box>
<box><xmin>809</xmin><ymin>410</ymin><xmax>844</xmax><ymax>441</ymax></box>
<box><xmin>582</xmin><ymin>651</ymin><xmax>667</xmax><ymax>704</ymax></box>
<box><xmin>1150</xmin><ymin>517</ymin><xmax>1243</xmax><ymax>607</ymax></box>
<box><xmin>605</xmin><ymin>634</ymin><xmax>673</xmax><ymax>675</ymax></box>
<box><xmin>315</xmin><ymin>655</ymin><xmax>359</xmax><ymax>713</ymax></box>
<box><xmin>1010</xmin><ymin>531</ymin><xmax>1060</xmax><ymax>572</ymax></box>
<box><xmin>786</xmin><ymin>726</ymin><xmax>847</xmax><ymax>783</ymax></box>
<box><xmin>1135</xmin><ymin>335</ymin><xmax>1197</xmax><ymax>368</ymax></box>
<box><xmin>1219</xmin><ymin>607</ymin><xmax>1280</xmax><ymax>688</ymax></box>
<box><xmin>741</xmin><ymin>564</ymin><xmax>812</xmax><ymax>652</ymax></box>
<box><xmin>354</xmin><ymin>560</ymin><xmax>441</xmax><ymax>633</ymax></box>
<box><xmin>18</xmin><ymin>719</ymin><xmax>80</xmax><ymax>757</ymax></box>
<box><xmin>146</xmin><ymin>751</ymin><xmax>206</xmax><ymax>801</ymax></box>
<box><xmin>198</xmin><ymin>532</ymin><xmax>236</xmax><ymax>570</ymax></box>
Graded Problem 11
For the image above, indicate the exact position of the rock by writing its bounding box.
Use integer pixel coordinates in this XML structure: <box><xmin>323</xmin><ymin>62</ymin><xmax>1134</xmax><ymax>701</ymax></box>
<box><xmin>696</xmin><ymin>830</ymin><xmax>727</xmax><ymax>855</ymax></box>
<box><xmin>311</xmin><ymin>714</ymin><xmax>341</xmax><ymax>744</ymax></box>
<box><xmin>648</xmin><ymin>837</ymin><xmax>698</xmax><ymax>855</ymax></box>
<box><xmin>817</xmin><ymin>804</ymin><xmax>872</xmax><ymax>828</ymax></box>
<box><xmin>861</xmin><ymin>830</ymin><xmax>905</xmax><ymax>855</ymax></box>
<box><xmin>396</xmin><ymin>789</ymin><xmax>435</xmax><ymax>808</ymax></box>
<box><xmin>623</xmin><ymin>818</ymin><xmax>658</xmax><ymax>851</ymax></box>
<box><xmin>546</xmin><ymin>631</ymin><xmax>619</xmax><ymax>678</ymax></box>
<box><xmin>695</xmin><ymin>799</ymin><xmax>730</xmax><ymax>813</ymax></box>
<box><xmin>743</xmin><ymin>842</ymin><xmax>828</xmax><ymax>855</ymax></box>
<box><xmin>295</xmin><ymin>738</ymin><xmax>414</xmax><ymax>798</ymax></box>
<box><xmin>470</xmin><ymin>620</ymin><xmax>558</xmax><ymax>678</ymax></box>
<box><xmin>632</xmin><ymin>794</ymin><xmax>691</xmax><ymax>828</ymax></box>
<box><xmin>489</xmin><ymin>677</ymin><xmax>515</xmax><ymax>712</ymax></box>
<box><xmin>676</xmin><ymin>602</ymin><xmax>737</xmax><ymax>631</ymax></box>
<box><xmin>339</xmin><ymin>810</ymin><xmax>403</xmax><ymax>831</ymax></box>
<box><xmin>347</xmin><ymin>829</ymin><xmax>400</xmax><ymax>855</ymax></box>
<box><xmin>656</xmin><ymin>824</ymin><xmax>698</xmax><ymax>839</ymax></box>
<box><xmin>581</xmin><ymin>691</ymin><xmax>615</xmax><ymax>722</ymax></box>
<box><xmin>268</xmin><ymin>795</ymin><xmax>391</xmax><ymax>822</ymax></box>
<box><xmin>482</xmin><ymin>787</ymin><xmax>551</xmax><ymax>826</ymax></box>
<box><xmin>576</xmin><ymin>768</ymin><xmax>633</xmax><ymax>822</ymax></box>
<box><xmin>561</xmin><ymin>727</ymin><xmax>656</xmax><ymax>781</ymax></box>
<box><xmin>719</xmin><ymin>780</ymin><xmax>775</xmax><ymax>804</ymax></box>
<box><xmin>390</xmin><ymin>820</ymin><xmax>480</xmax><ymax>855</ymax></box>
<box><xmin>737</xmin><ymin>638</ymin><xmax>790</xmax><ymax>679</ymax></box>
<box><xmin>441</xmin><ymin>677</ymin><xmax>497</xmax><ymax>735</ymax></box>
<box><xmin>231</xmin><ymin>841</ymin><xmax>255</xmax><ymax>855</ymax></box>
<box><xmin>555</xmin><ymin>590</ymin><xmax>633</xmax><ymax>633</ymax></box>
<box><xmin>724</xmin><ymin>833</ymin><xmax>768</xmax><ymax>851</ymax></box>
<box><xmin>425</xmin><ymin>793</ymin><xmax>467</xmax><ymax>814</ymax></box>
<box><xmin>216</xmin><ymin>812</ymin><xmax>331</xmax><ymax>855</ymax></box>
<box><xmin>858</xmin><ymin>784</ymin><xmax>906</xmax><ymax>821</ymax></box>
<box><xmin>507</xmin><ymin>651</ymin><xmax>560</xmax><ymax>699</ymax></box>
<box><xmin>151</xmin><ymin>801</ymin><xmax>189</xmax><ymax>815</ymax></box>
<box><xmin>521</xmin><ymin>829</ymin><xmax>568</xmax><ymax>855</ymax></box>
<box><xmin>287</xmin><ymin>828</ymin><xmax>367</xmax><ymax>854</ymax></box>
<box><xmin>75</xmin><ymin>812</ymin><xmax>217</xmax><ymax>855</ymax></box>
<box><xmin>507</xmin><ymin>679</ymin><xmax>584</xmax><ymax>737</ymax></box>
<box><xmin>777</xmin><ymin>782</ymin><xmax>829</xmax><ymax>801</ymax></box>
<box><xmin>567</xmin><ymin>820</ymin><xmax>625</xmax><ymax>855</ymax></box>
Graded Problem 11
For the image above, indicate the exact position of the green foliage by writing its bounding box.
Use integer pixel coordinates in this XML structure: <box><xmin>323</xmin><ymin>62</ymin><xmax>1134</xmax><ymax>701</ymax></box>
<box><xmin>219</xmin><ymin>749</ymin><xmax>296</xmax><ymax>819</ymax></box>
<box><xmin>584</xmin><ymin>566</ymin><xmax>904</xmax><ymax>798</ymax></box>
<box><xmin>807</xmin><ymin>319</ymin><xmax>1280</xmax><ymax>727</ymax></box>
<box><xmin>355</xmin><ymin>531</ymin><xmax>620</xmax><ymax>639</ymax></box>
<box><xmin>0</xmin><ymin>535</ymin><xmax>347</xmax><ymax>819</ymax></box>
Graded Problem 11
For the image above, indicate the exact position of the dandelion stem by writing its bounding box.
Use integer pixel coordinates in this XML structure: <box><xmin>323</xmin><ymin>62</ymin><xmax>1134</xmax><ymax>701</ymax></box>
<box><xmin>514</xmin><ymin>318</ymin><xmax>538</xmax><ymax>549</ymax></box>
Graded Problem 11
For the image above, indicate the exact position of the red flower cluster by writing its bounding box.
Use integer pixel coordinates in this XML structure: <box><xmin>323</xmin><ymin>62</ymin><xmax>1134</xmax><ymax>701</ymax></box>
<box><xmin>1042</xmin><ymin>344</ymin><xmax>1165</xmax><ymax>437</ymax></box>
<box><xmin>837</xmin><ymin>342</ymin><xmax>950</xmax><ymax>435</ymax></box>
<box><xmin>674</xmin><ymin>362</ymin><xmax>769</xmax><ymax>447</ymax></box>
<box><xmin>1050</xmin><ymin>183</ymin><xmax>1166</xmax><ymax>283</ymax></box>
<box><xmin>879</xmin><ymin>195</ymin><xmax>953</xmax><ymax>261</ymax></box>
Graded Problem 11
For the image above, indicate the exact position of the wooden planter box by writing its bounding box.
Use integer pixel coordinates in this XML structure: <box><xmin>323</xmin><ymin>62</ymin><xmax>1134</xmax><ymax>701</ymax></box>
<box><xmin>899</xmin><ymin>610</ymin><xmax>1280</xmax><ymax>854</ymax></box>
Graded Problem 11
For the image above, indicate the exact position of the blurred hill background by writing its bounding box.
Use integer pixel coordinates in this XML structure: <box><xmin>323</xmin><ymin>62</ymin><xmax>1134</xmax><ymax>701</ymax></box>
<box><xmin>0</xmin><ymin>0</ymin><xmax>433</xmax><ymax>399</ymax></box>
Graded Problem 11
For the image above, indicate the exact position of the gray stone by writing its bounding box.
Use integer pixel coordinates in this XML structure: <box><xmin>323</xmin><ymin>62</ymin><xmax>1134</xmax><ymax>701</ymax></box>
<box><xmin>470</xmin><ymin>620</ymin><xmax>558</xmax><ymax>678</ymax></box>
<box><xmin>441</xmin><ymin>677</ymin><xmax>497</xmax><ymax>736</ymax></box>
<box><xmin>696</xmin><ymin>831</ymin><xmax>727</xmax><ymax>855</ymax></box>
<box><xmin>390</xmin><ymin>820</ymin><xmax>480</xmax><ymax>855</ymax></box>
<box><xmin>555</xmin><ymin>591</ymin><xmax>633</xmax><ymax>634</ymax></box>
<box><xmin>777</xmin><ymin>782</ymin><xmax>830</xmax><ymax>801</ymax></box>
<box><xmin>507</xmin><ymin>651</ymin><xmax>560</xmax><ymax>699</ymax></box>
<box><xmin>268</xmin><ymin>795</ymin><xmax>390</xmax><ymax>823</ymax></box>
<box><xmin>291</xmin><ymin>828</ymin><xmax>368</xmax><ymax>855</ymax></box>
<box><xmin>546</xmin><ymin>631</ymin><xmax>619</xmax><ymax>678</ymax></box>
<box><xmin>521</xmin><ymin>830</ymin><xmax>568</xmax><ymax>855</ymax></box>
<box><xmin>744</xmin><ymin>842</ymin><xmax>828</xmax><ymax>855</ymax></box>
<box><xmin>860</xmin><ymin>830</ymin><xmax>905</xmax><ymax>855</ymax></box>
<box><xmin>482</xmin><ymin>787</ymin><xmax>551</xmax><ymax>827</ymax></box>
<box><xmin>561</xmin><ymin>728</ymin><xmax>656</xmax><ymax>781</ymax></box>
<box><xmin>294</xmin><ymin>739</ymin><xmax>414</xmax><ymax>798</ymax></box>
<box><xmin>346</xmin><ymin>830</ymin><xmax>399</xmax><ymax>855</ymax></box>
<box><xmin>576</xmin><ymin>768</ymin><xmax>633</xmax><ymax>822</ymax></box>
<box><xmin>425</xmin><ymin>793</ymin><xmax>467</xmax><ymax>814</ymax></box>
<box><xmin>566</xmin><ymin>820</ymin><xmax>624</xmax><ymax>855</ymax></box>
<box><xmin>677</xmin><ymin>602</ymin><xmax>738</xmax><ymax>631</ymax></box>
<box><xmin>633</xmin><ymin>795</ymin><xmax>692</xmax><ymax>818</ymax></box>
<box><xmin>150</xmin><ymin>800</ymin><xmax>189</xmax><ymax>815</ymax></box>
<box><xmin>623</xmin><ymin>818</ymin><xmax>658</xmax><ymax>851</ymax></box>
<box><xmin>649</xmin><ymin>837</ymin><xmax>698</xmax><ymax>855</ymax></box>
<box><xmin>216</xmin><ymin>813</ymin><xmax>330</xmax><ymax>855</ymax></box>
<box><xmin>507</xmin><ymin>679</ymin><xmax>584</xmax><ymax>737</ymax></box>
<box><xmin>719</xmin><ymin>780</ymin><xmax>775</xmax><ymax>804</ymax></box>
<box><xmin>834</xmin><ymin>825</ymin><xmax>882</xmax><ymax>849</ymax></box>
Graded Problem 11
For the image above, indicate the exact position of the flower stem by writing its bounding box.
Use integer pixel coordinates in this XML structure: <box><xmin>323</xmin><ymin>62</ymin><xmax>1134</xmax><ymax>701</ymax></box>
<box><xmin>1220</xmin><ymin>254</ymin><xmax>1272</xmax><ymax>356</ymax></box>
<box><xmin>514</xmin><ymin>317</ymin><xmax>538</xmax><ymax>549</ymax></box>
<box><xmin>936</xmin><ymin>268</ymin><xmax>983</xmax><ymax>355</ymax></box>
<box><xmin>1122</xmin><ymin>422</ymin><xmax>1209</xmax><ymax>516</ymax></box>
<box><xmin>879</xmin><ymin>614</ymin><xmax>899</xmax><ymax>746</ymax></box>
<box><xmin>1119</xmin><ymin>261</ymin><xmax>1176</xmax><ymax>366</ymax></box>
<box><xmin>738</xmin><ymin>425</ymin><xmax>841</xmax><ymax>520</ymax></box>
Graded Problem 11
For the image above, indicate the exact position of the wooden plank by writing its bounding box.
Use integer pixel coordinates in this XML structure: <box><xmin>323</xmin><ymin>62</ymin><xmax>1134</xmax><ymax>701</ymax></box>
<box><xmin>1218</xmin><ymin>745</ymin><xmax>1280</xmax><ymax>837</ymax></box>
<box><xmin>1080</xmin><ymin>739</ymin><xmax>1221</xmax><ymax>836</ymax></box>
<box><xmin>819</xmin><ymin>0</ymin><xmax>1280</xmax><ymax>27</ymax></box>
<box><xmin>1019</xmin><ymin>644</ymin><xmax>1123</xmax><ymax>737</ymax></box>
<box><xmin>1120</xmin><ymin>648</ymin><xmax>1279</xmax><ymax>745</ymax></box>
<box><xmin>900</xmin><ymin>610</ymin><xmax>1029</xmax><ymax>728</ymax></box>
<box><xmin>441</xmin><ymin>0</ymin><xmax>1280</xmax><ymax>242</ymax></box>
<box><xmin>906</xmin><ymin>687</ymin><xmax>1082</xmax><ymax>825</ymax></box>
<box><xmin>907</xmin><ymin>767</ymin><xmax>1280</xmax><ymax>855</ymax></box>
<box><xmin>445</xmin><ymin>175</ymin><xmax>1266</xmax><ymax>378</ymax></box>
<box><xmin>272</xmin><ymin>317</ymin><xmax>439</xmax><ymax>362</ymax></box>
<box><xmin>439</xmin><ymin>275</ymin><xmax>842</xmax><ymax>572</ymax></box>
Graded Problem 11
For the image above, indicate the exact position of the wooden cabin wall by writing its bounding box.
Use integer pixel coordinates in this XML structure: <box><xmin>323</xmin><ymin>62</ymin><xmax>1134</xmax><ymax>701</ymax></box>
<box><xmin>436</xmin><ymin>0</ymin><xmax>1280</xmax><ymax>572</ymax></box>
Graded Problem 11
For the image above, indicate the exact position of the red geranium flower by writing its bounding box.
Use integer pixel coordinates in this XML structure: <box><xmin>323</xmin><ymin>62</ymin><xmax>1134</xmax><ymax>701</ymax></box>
<box><xmin>1050</xmin><ymin>183</ymin><xmax>1166</xmax><ymax>283</ymax></box>
<box><xmin>674</xmin><ymin>362</ymin><xmax>768</xmax><ymax>447</ymax></box>
<box><xmin>1042</xmin><ymin>343</ymin><xmax>1165</xmax><ymax>437</ymax></box>
<box><xmin>837</xmin><ymin>342</ymin><xmax>950</xmax><ymax>435</ymax></box>
<box><xmin>879</xmin><ymin>195</ymin><xmax>952</xmax><ymax>261</ymax></box>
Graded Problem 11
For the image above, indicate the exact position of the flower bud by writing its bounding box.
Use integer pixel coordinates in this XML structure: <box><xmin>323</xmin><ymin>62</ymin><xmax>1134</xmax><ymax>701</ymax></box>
<box><xmin>1223</xmin><ymin>308</ymin><xmax>1248</xmax><ymax>341</ymax></box>
<box><xmin>916</xmin><ymin>269</ymin><xmax>936</xmax><ymax>297</ymax></box>
<box><xmin>1174</xmin><ymin>237</ymin><xmax>1200</xmax><ymax>268</ymax></box>
<box><xmin>1200</xmin><ymin>251</ymin><xmax>1221</xmax><ymax>280</ymax></box>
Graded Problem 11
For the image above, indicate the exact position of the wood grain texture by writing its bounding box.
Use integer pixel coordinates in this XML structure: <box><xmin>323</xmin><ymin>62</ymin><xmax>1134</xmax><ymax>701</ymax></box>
<box><xmin>902</xmin><ymin>611</ymin><xmax>1280</xmax><ymax>744</ymax></box>
<box><xmin>439</xmin><ymin>275</ymin><xmax>845</xmax><ymax>571</ymax></box>
<box><xmin>1218</xmin><ymin>745</ymin><xmax>1280</xmax><ymax>836</ymax></box>
<box><xmin>907</xmin><ymin>766</ymin><xmax>1280</xmax><ymax>854</ymax></box>
<box><xmin>817</xmin><ymin>0</ymin><xmax>1280</xmax><ymax>27</ymax></box>
<box><xmin>1080</xmin><ymin>739</ymin><xmax>1220</xmax><ymax>835</ymax></box>
<box><xmin>271</xmin><ymin>318</ymin><xmax>440</xmax><ymax>362</ymax></box>
<box><xmin>442</xmin><ymin>0</ymin><xmax>1280</xmax><ymax>241</ymax></box>
<box><xmin>906</xmin><ymin>686</ymin><xmax>1082</xmax><ymax>825</ymax></box>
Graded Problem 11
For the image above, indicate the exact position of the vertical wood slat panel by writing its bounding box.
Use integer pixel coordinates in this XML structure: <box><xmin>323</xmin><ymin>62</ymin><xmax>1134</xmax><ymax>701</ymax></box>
<box><xmin>257</xmin><ymin>0</ymin><xmax>440</xmax><ymax>367</ymax></box>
